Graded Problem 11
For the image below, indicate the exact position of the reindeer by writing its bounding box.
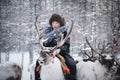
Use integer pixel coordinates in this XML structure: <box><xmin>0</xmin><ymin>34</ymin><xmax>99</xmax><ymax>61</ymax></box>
<box><xmin>111</xmin><ymin>24</ymin><xmax>120</xmax><ymax>80</ymax></box>
<box><xmin>76</xmin><ymin>37</ymin><xmax>120</xmax><ymax>80</ymax></box>
<box><xmin>97</xmin><ymin>41</ymin><xmax>120</xmax><ymax>80</ymax></box>
<box><xmin>30</xmin><ymin>15</ymin><xmax>74</xmax><ymax>80</ymax></box>
<box><xmin>0</xmin><ymin>62</ymin><xmax>22</xmax><ymax>80</ymax></box>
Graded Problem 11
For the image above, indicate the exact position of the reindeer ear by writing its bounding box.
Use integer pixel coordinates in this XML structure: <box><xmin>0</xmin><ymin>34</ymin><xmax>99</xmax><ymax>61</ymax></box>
<box><xmin>53</xmin><ymin>49</ymin><xmax>60</xmax><ymax>55</ymax></box>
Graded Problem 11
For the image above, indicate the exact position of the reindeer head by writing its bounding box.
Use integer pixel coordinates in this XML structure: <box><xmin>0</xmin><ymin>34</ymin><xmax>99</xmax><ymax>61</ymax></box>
<box><xmin>97</xmin><ymin>24</ymin><xmax>120</xmax><ymax>74</ymax></box>
<box><xmin>83</xmin><ymin>37</ymin><xmax>118</xmax><ymax>72</ymax></box>
<box><xmin>97</xmin><ymin>40</ymin><xmax>120</xmax><ymax>73</ymax></box>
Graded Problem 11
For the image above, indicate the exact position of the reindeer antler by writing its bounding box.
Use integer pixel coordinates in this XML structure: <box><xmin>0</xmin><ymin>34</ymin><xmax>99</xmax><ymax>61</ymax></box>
<box><xmin>101</xmin><ymin>40</ymin><xmax>108</xmax><ymax>54</ymax></box>
<box><xmin>80</xmin><ymin>37</ymin><xmax>98</xmax><ymax>62</ymax></box>
<box><xmin>34</xmin><ymin>15</ymin><xmax>46</xmax><ymax>49</ymax></box>
<box><xmin>85</xmin><ymin>37</ymin><xmax>98</xmax><ymax>57</ymax></box>
<box><xmin>35</xmin><ymin>15</ymin><xmax>40</xmax><ymax>36</ymax></box>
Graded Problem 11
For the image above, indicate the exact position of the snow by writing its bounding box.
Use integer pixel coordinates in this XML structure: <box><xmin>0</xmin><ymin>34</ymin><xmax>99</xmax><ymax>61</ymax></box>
<box><xmin>1</xmin><ymin>51</ymin><xmax>120</xmax><ymax>80</ymax></box>
<box><xmin>1</xmin><ymin>52</ymin><xmax>35</xmax><ymax>80</ymax></box>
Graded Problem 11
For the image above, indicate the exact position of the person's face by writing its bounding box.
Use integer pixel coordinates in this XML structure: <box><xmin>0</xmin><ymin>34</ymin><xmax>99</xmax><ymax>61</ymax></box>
<box><xmin>52</xmin><ymin>21</ymin><xmax>60</xmax><ymax>29</ymax></box>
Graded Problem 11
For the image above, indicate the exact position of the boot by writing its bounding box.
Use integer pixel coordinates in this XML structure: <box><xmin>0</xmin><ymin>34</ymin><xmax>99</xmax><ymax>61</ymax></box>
<box><xmin>65</xmin><ymin>74</ymin><xmax>76</xmax><ymax>80</ymax></box>
<box><xmin>35</xmin><ymin>61</ymin><xmax>41</xmax><ymax>80</ymax></box>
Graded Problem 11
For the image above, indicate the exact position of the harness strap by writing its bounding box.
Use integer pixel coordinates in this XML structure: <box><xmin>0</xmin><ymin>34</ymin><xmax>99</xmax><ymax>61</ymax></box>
<box><xmin>56</xmin><ymin>54</ymin><xmax>70</xmax><ymax>74</ymax></box>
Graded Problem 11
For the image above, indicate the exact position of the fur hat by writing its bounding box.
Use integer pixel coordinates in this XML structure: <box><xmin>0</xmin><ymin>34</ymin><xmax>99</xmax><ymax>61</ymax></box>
<box><xmin>49</xmin><ymin>13</ymin><xmax>65</xmax><ymax>26</ymax></box>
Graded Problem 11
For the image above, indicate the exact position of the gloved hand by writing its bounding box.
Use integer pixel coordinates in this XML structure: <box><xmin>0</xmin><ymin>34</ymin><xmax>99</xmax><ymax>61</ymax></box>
<box><xmin>42</xmin><ymin>26</ymin><xmax>68</xmax><ymax>47</ymax></box>
<box><xmin>54</xmin><ymin>26</ymin><xmax>67</xmax><ymax>36</ymax></box>
<box><xmin>43</xmin><ymin>36</ymin><xmax>57</xmax><ymax>47</ymax></box>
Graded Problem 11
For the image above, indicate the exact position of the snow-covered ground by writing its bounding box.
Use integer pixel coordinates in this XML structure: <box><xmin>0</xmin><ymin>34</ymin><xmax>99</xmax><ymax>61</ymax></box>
<box><xmin>0</xmin><ymin>52</ymin><xmax>82</xmax><ymax>80</ymax></box>
<box><xmin>1</xmin><ymin>51</ymin><xmax>120</xmax><ymax>80</ymax></box>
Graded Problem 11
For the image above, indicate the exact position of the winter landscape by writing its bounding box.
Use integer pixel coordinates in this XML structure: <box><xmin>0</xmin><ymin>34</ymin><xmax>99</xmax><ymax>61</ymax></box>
<box><xmin>0</xmin><ymin>0</ymin><xmax>120</xmax><ymax>80</ymax></box>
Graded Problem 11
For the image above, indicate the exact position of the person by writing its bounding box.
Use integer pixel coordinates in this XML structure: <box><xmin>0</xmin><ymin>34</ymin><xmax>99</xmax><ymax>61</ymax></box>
<box><xmin>35</xmin><ymin>13</ymin><xmax>76</xmax><ymax>80</ymax></box>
